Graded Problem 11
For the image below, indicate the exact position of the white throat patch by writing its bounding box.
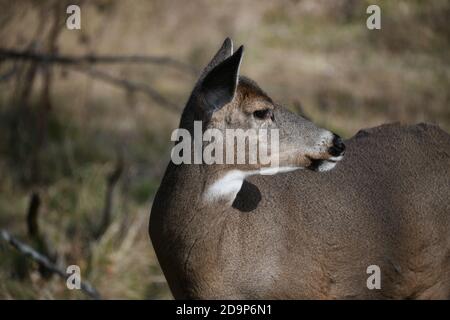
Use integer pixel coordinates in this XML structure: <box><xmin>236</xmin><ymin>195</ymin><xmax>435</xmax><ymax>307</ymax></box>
<box><xmin>203</xmin><ymin>167</ymin><xmax>300</xmax><ymax>204</ymax></box>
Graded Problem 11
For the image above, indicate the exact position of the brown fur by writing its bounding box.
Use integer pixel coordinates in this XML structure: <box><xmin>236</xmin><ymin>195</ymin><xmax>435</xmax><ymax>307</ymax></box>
<box><xmin>149</xmin><ymin>40</ymin><xmax>450</xmax><ymax>299</ymax></box>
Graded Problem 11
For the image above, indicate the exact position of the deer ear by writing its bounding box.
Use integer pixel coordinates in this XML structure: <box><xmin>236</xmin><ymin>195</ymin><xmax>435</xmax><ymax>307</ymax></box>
<box><xmin>199</xmin><ymin>37</ymin><xmax>233</xmax><ymax>81</ymax></box>
<box><xmin>199</xmin><ymin>45</ymin><xmax>244</xmax><ymax>113</ymax></box>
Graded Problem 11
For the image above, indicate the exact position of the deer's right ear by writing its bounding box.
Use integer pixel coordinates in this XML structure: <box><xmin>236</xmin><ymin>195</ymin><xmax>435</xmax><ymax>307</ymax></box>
<box><xmin>199</xmin><ymin>45</ymin><xmax>244</xmax><ymax>114</ymax></box>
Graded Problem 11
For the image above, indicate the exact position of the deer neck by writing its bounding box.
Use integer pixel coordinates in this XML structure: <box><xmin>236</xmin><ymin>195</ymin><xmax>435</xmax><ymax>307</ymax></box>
<box><xmin>165</xmin><ymin>162</ymin><xmax>252</xmax><ymax>210</ymax></box>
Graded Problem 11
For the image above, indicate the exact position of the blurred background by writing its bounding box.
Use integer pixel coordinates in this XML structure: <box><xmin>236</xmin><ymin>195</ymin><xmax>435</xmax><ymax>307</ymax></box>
<box><xmin>0</xmin><ymin>0</ymin><xmax>449</xmax><ymax>299</ymax></box>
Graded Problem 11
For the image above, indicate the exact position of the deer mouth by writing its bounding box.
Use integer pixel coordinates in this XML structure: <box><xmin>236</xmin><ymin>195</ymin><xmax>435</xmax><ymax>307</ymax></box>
<box><xmin>306</xmin><ymin>155</ymin><xmax>344</xmax><ymax>172</ymax></box>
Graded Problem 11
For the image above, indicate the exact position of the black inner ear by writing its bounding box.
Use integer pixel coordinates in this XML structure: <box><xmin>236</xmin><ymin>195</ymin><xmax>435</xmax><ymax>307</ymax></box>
<box><xmin>198</xmin><ymin>37</ymin><xmax>233</xmax><ymax>82</ymax></box>
<box><xmin>200</xmin><ymin>46</ymin><xmax>244</xmax><ymax>113</ymax></box>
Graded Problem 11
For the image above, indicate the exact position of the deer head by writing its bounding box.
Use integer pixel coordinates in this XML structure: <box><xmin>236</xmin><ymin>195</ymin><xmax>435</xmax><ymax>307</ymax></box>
<box><xmin>176</xmin><ymin>38</ymin><xmax>345</xmax><ymax>203</ymax></box>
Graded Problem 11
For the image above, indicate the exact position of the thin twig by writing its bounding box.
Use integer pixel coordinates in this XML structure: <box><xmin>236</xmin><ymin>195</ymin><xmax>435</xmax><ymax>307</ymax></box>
<box><xmin>0</xmin><ymin>48</ymin><xmax>197</xmax><ymax>74</ymax></box>
<box><xmin>25</xmin><ymin>192</ymin><xmax>56</xmax><ymax>279</ymax></box>
<box><xmin>96</xmin><ymin>157</ymin><xmax>124</xmax><ymax>239</ymax></box>
<box><xmin>0</xmin><ymin>65</ymin><xmax>17</xmax><ymax>82</ymax></box>
<box><xmin>26</xmin><ymin>192</ymin><xmax>41</xmax><ymax>238</ymax></box>
<box><xmin>0</xmin><ymin>229</ymin><xmax>101</xmax><ymax>300</ymax></box>
<box><xmin>72</xmin><ymin>66</ymin><xmax>182</xmax><ymax>112</ymax></box>
<box><xmin>1</xmin><ymin>48</ymin><xmax>185</xmax><ymax>112</ymax></box>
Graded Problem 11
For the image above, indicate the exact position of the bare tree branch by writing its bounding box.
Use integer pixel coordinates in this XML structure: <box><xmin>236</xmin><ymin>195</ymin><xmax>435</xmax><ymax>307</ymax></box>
<box><xmin>0</xmin><ymin>229</ymin><xmax>101</xmax><ymax>300</ymax></box>
<box><xmin>26</xmin><ymin>192</ymin><xmax>41</xmax><ymax>238</ymax></box>
<box><xmin>72</xmin><ymin>66</ymin><xmax>182</xmax><ymax>112</ymax></box>
<box><xmin>1</xmin><ymin>48</ymin><xmax>186</xmax><ymax>112</ymax></box>
<box><xmin>0</xmin><ymin>48</ymin><xmax>197</xmax><ymax>75</ymax></box>
<box><xmin>0</xmin><ymin>65</ymin><xmax>17</xmax><ymax>82</ymax></box>
<box><xmin>25</xmin><ymin>192</ymin><xmax>57</xmax><ymax>278</ymax></box>
<box><xmin>96</xmin><ymin>157</ymin><xmax>124</xmax><ymax>239</ymax></box>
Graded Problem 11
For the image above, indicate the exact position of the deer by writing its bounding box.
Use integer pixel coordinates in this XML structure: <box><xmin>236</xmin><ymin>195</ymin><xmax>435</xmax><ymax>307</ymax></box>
<box><xmin>149</xmin><ymin>38</ymin><xmax>450</xmax><ymax>299</ymax></box>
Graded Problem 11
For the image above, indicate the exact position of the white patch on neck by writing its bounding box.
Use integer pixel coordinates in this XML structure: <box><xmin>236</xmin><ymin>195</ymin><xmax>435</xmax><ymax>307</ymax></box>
<box><xmin>329</xmin><ymin>155</ymin><xmax>344</xmax><ymax>162</ymax></box>
<box><xmin>317</xmin><ymin>160</ymin><xmax>337</xmax><ymax>172</ymax></box>
<box><xmin>203</xmin><ymin>167</ymin><xmax>300</xmax><ymax>204</ymax></box>
<box><xmin>259</xmin><ymin>166</ymin><xmax>300</xmax><ymax>175</ymax></box>
<box><xmin>203</xmin><ymin>170</ymin><xmax>247</xmax><ymax>203</ymax></box>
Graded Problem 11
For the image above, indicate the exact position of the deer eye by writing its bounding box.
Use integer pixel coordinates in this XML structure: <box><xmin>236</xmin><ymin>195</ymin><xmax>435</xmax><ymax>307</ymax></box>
<box><xmin>253</xmin><ymin>109</ymin><xmax>274</xmax><ymax>121</ymax></box>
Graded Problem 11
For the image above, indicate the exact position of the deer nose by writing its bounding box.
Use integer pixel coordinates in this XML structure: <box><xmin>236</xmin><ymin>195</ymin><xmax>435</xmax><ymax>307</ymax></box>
<box><xmin>328</xmin><ymin>134</ymin><xmax>345</xmax><ymax>157</ymax></box>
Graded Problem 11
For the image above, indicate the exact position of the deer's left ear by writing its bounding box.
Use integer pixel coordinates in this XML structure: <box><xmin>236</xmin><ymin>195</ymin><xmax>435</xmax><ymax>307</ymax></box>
<box><xmin>199</xmin><ymin>45</ymin><xmax>244</xmax><ymax>114</ymax></box>
<box><xmin>198</xmin><ymin>37</ymin><xmax>233</xmax><ymax>82</ymax></box>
